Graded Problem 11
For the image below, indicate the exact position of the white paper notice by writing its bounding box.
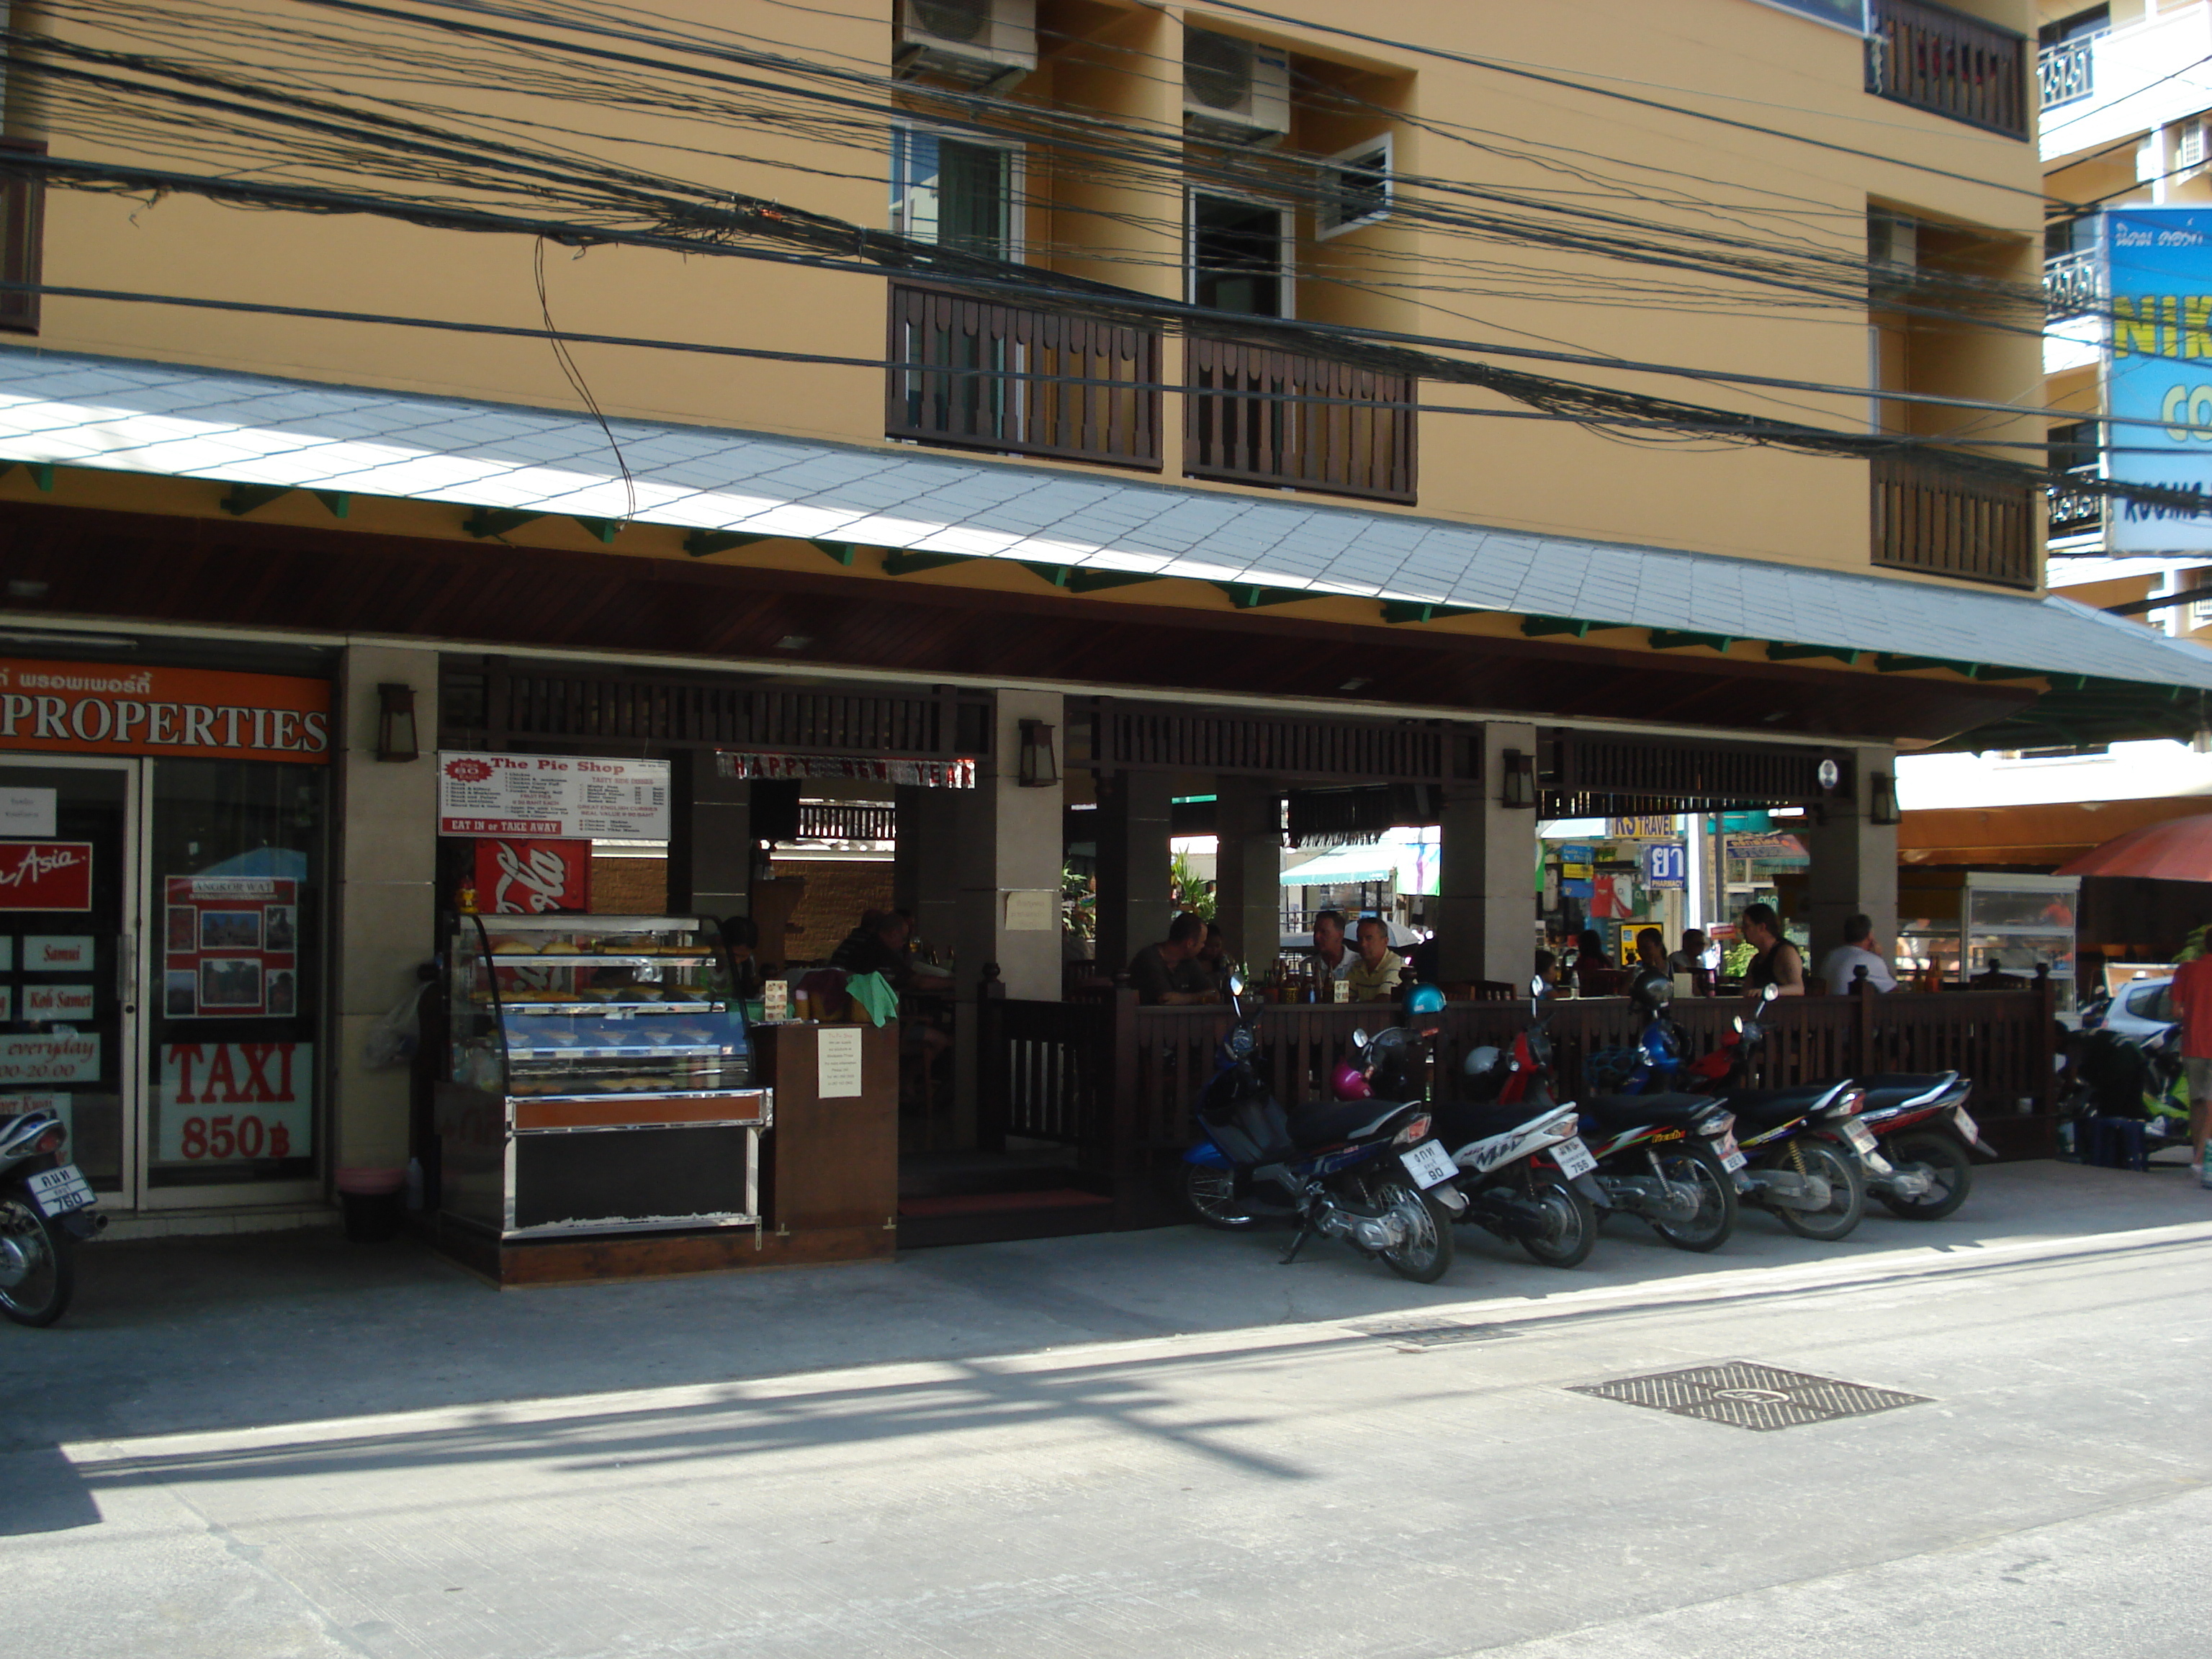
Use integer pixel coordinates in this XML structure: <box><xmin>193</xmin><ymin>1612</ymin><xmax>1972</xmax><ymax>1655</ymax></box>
<box><xmin>816</xmin><ymin>1024</ymin><xmax>863</xmax><ymax>1099</ymax></box>
<box><xmin>0</xmin><ymin>788</ymin><xmax>56</xmax><ymax>837</ymax></box>
<box><xmin>437</xmin><ymin>752</ymin><xmax>672</xmax><ymax>839</ymax></box>
<box><xmin>1002</xmin><ymin>889</ymin><xmax>1056</xmax><ymax>932</ymax></box>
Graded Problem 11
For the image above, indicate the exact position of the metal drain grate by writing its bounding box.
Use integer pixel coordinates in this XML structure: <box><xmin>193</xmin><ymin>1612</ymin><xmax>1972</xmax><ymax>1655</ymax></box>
<box><xmin>1349</xmin><ymin>1318</ymin><xmax>1522</xmax><ymax>1349</ymax></box>
<box><xmin>1568</xmin><ymin>1362</ymin><xmax>1929</xmax><ymax>1431</ymax></box>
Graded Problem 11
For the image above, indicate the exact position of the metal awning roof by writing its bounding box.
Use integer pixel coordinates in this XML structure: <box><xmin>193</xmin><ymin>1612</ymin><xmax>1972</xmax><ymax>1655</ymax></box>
<box><xmin>0</xmin><ymin>349</ymin><xmax>2207</xmax><ymax>696</ymax></box>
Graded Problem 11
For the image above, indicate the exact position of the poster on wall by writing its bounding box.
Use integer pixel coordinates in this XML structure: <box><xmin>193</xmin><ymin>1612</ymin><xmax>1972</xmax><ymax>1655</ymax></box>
<box><xmin>163</xmin><ymin>876</ymin><xmax>300</xmax><ymax>1018</ymax></box>
<box><xmin>0</xmin><ymin>1030</ymin><xmax>99</xmax><ymax>1084</ymax></box>
<box><xmin>438</xmin><ymin>752</ymin><xmax>670</xmax><ymax>839</ymax></box>
<box><xmin>156</xmin><ymin>1041</ymin><xmax>313</xmax><ymax>1163</ymax></box>
<box><xmin>472</xmin><ymin>838</ymin><xmax>593</xmax><ymax>914</ymax></box>
<box><xmin>0</xmin><ymin>842</ymin><xmax>94</xmax><ymax>911</ymax></box>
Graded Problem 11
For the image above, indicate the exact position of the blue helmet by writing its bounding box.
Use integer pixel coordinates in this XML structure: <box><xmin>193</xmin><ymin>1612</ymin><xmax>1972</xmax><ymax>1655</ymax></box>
<box><xmin>1405</xmin><ymin>982</ymin><xmax>1447</xmax><ymax>1016</ymax></box>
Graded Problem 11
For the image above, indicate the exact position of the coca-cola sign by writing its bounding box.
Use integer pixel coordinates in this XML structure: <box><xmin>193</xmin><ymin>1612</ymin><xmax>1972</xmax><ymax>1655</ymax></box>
<box><xmin>0</xmin><ymin>842</ymin><xmax>93</xmax><ymax>912</ymax></box>
<box><xmin>472</xmin><ymin>838</ymin><xmax>593</xmax><ymax>915</ymax></box>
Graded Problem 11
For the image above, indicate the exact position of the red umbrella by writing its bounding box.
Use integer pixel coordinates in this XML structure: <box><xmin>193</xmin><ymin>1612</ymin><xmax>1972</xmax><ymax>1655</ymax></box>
<box><xmin>2054</xmin><ymin>815</ymin><xmax>2212</xmax><ymax>882</ymax></box>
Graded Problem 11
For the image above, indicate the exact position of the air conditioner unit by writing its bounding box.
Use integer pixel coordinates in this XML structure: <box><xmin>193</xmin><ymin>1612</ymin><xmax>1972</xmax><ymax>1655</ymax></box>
<box><xmin>1868</xmin><ymin>215</ymin><xmax>1917</xmax><ymax>271</ymax></box>
<box><xmin>894</xmin><ymin>0</ymin><xmax>1036</xmax><ymax>91</ymax></box>
<box><xmin>1183</xmin><ymin>28</ymin><xmax>1292</xmax><ymax>145</ymax></box>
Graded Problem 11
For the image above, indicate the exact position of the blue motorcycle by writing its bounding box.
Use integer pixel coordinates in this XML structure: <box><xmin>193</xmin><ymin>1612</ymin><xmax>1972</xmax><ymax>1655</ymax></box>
<box><xmin>1181</xmin><ymin>975</ymin><xmax>1465</xmax><ymax>1283</ymax></box>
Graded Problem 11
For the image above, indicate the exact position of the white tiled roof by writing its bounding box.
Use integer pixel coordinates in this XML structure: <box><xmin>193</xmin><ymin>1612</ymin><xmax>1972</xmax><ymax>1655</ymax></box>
<box><xmin>1</xmin><ymin>349</ymin><xmax>2208</xmax><ymax>691</ymax></box>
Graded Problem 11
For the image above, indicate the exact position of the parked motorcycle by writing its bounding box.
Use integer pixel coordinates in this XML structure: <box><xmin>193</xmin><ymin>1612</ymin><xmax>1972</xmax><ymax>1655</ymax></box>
<box><xmin>1428</xmin><ymin>979</ymin><xmax>1610</xmax><ymax>1268</ymax></box>
<box><xmin>1854</xmin><ymin>1071</ymin><xmax>1996</xmax><ymax>1219</ymax></box>
<box><xmin>1</xmin><ymin>1103</ymin><xmax>104</xmax><ymax>1326</ymax></box>
<box><xmin>1180</xmin><ymin>976</ymin><xmax>1465</xmax><ymax>1283</ymax></box>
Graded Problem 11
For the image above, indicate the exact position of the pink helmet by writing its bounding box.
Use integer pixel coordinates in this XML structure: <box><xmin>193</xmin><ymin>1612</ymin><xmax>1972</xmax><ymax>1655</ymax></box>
<box><xmin>1331</xmin><ymin>1061</ymin><xmax>1374</xmax><ymax>1101</ymax></box>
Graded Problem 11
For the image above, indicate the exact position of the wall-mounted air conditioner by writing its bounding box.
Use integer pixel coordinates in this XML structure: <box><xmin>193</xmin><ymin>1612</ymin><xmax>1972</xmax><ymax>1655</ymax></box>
<box><xmin>1183</xmin><ymin>28</ymin><xmax>1292</xmax><ymax>145</ymax></box>
<box><xmin>894</xmin><ymin>0</ymin><xmax>1036</xmax><ymax>91</ymax></box>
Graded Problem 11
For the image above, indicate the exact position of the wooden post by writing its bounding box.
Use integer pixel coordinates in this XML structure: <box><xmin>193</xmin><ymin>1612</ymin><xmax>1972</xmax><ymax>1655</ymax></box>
<box><xmin>1106</xmin><ymin>979</ymin><xmax>1143</xmax><ymax>1218</ymax></box>
<box><xmin>1853</xmin><ymin>966</ymin><xmax>1876</xmax><ymax>1080</ymax></box>
<box><xmin>976</xmin><ymin>961</ymin><xmax>1007</xmax><ymax>1152</ymax></box>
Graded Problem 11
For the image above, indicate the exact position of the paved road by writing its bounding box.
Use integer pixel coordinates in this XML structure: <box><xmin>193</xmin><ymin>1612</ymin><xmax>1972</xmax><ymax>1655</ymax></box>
<box><xmin>6</xmin><ymin>1161</ymin><xmax>2209</xmax><ymax>1657</ymax></box>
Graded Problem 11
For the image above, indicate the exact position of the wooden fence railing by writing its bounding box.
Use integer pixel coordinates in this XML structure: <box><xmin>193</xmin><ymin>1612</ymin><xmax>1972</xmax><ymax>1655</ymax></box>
<box><xmin>1184</xmin><ymin>337</ymin><xmax>1416</xmax><ymax>503</ymax></box>
<box><xmin>1866</xmin><ymin>0</ymin><xmax>2031</xmax><ymax>139</ymax></box>
<box><xmin>976</xmin><ymin>983</ymin><xmax>2058</xmax><ymax>1187</ymax></box>
<box><xmin>1870</xmin><ymin>451</ymin><xmax>2037</xmax><ymax>588</ymax></box>
<box><xmin>886</xmin><ymin>282</ymin><xmax>1163</xmax><ymax>469</ymax></box>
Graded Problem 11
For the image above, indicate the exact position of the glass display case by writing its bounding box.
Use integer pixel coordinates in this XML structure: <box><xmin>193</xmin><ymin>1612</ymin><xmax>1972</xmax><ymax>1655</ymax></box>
<box><xmin>1894</xmin><ymin>873</ymin><xmax>2079</xmax><ymax>1012</ymax></box>
<box><xmin>435</xmin><ymin>914</ymin><xmax>772</xmax><ymax>1241</ymax></box>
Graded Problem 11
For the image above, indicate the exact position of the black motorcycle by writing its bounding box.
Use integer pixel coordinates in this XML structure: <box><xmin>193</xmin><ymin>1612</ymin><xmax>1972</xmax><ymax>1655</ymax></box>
<box><xmin>1</xmin><ymin>1102</ymin><xmax>104</xmax><ymax>1326</ymax></box>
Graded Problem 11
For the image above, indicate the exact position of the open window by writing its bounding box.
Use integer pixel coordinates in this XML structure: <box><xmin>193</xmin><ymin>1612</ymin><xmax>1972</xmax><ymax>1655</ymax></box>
<box><xmin>1189</xmin><ymin>193</ymin><xmax>1290</xmax><ymax>318</ymax></box>
<box><xmin>891</xmin><ymin>127</ymin><xmax>1020</xmax><ymax>261</ymax></box>
<box><xmin>1316</xmin><ymin>136</ymin><xmax>1391</xmax><ymax>240</ymax></box>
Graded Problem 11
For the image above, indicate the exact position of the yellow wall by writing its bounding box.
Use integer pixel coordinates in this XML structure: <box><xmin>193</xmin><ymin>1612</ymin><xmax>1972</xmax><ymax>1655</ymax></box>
<box><xmin>7</xmin><ymin>0</ymin><xmax>2045</xmax><ymax>584</ymax></box>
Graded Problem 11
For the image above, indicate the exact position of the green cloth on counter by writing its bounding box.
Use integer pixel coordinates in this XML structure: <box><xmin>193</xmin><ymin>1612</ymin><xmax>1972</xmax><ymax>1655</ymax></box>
<box><xmin>845</xmin><ymin>971</ymin><xmax>899</xmax><ymax>1027</ymax></box>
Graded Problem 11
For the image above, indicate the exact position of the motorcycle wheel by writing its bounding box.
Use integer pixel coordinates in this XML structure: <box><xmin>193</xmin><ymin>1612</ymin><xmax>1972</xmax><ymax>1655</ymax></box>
<box><xmin>0</xmin><ymin>1193</ymin><xmax>73</xmax><ymax>1328</ymax></box>
<box><xmin>1766</xmin><ymin>1141</ymin><xmax>1865</xmax><ymax>1242</ymax></box>
<box><xmin>1370</xmin><ymin>1175</ymin><xmax>1455</xmax><ymax>1284</ymax></box>
<box><xmin>1647</xmin><ymin>1146</ymin><xmax>1738</xmax><ymax>1253</ymax></box>
<box><xmin>1879</xmin><ymin>1132</ymin><xmax>1972</xmax><ymax>1221</ymax></box>
<box><xmin>1182</xmin><ymin>1161</ymin><xmax>1257</xmax><ymax>1230</ymax></box>
<box><xmin>1518</xmin><ymin>1169</ymin><xmax>1598</xmax><ymax>1269</ymax></box>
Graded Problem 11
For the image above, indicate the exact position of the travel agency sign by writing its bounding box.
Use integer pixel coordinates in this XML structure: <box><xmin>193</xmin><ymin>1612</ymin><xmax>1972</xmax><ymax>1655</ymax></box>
<box><xmin>2105</xmin><ymin>207</ymin><xmax>2212</xmax><ymax>552</ymax></box>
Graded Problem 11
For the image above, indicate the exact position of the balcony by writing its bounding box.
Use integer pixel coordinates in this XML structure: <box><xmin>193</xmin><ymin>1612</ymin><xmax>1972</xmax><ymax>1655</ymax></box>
<box><xmin>887</xmin><ymin>282</ymin><xmax>1163</xmax><ymax>469</ymax></box>
<box><xmin>1184</xmin><ymin>337</ymin><xmax>1416</xmax><ymax>504</ymax></box>
<box><xmin>0</xmin><ymin>138</ymin><xmax>45</xmax><ymax>334</ymax></box>
<box><xmin>1870</xmin><ymin>452</ymin><xmax>2036</xmax><ymax>588</ymax></box>
<box><xmin>2047</xmin><ymin>470</ymin><xmax>2105</xmax><ymax>542</ymax></box>
<box><xmin>1865</xmin><ymin>0</ymin><xmax>2031</xmax><ymax>140</ymax></box>
<box><xmin>2038</xmin><ymin>1</ymin><xmax>2212</xmax><ymax>163</ymax></box>
<box><xmin>2038</xmin><ymin>33</ymin><xmax>2098</xmax><ymax>111</ymax></box>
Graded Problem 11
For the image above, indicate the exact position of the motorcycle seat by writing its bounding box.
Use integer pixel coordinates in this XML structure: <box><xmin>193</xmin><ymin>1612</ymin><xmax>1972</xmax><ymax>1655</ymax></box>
<box><xmin>1579</xmin><ymin>1092</ymin><xmax>1725</xmax><ymax>1132</ymax></box>
<box><xmin>1716</xmin><ymin>1081</ymin><xmax>1849</xmax><ymax>1129</ymax></box>
<box><xmin>1432</xmin><ymin>1098</ymin><xmax>1570</xmax><ymax>1150</ymax></box>
<box><xmin>1287</xmin><ymin>1099</ymin><xmax>1422</xmax><ymax>1151</ymax></box>
<box><xmin>1853</xmin><ymin>1072</ymin><xmax>1961</xmax><ymax>1113</ymax></box>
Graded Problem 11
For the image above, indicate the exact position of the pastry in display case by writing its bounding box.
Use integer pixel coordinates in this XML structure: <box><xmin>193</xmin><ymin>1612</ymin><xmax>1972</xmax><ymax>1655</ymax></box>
<box><xmin>434</xmin><ymin>913</ymin><xmax>773</xmax><ymax>1241</ymax></box>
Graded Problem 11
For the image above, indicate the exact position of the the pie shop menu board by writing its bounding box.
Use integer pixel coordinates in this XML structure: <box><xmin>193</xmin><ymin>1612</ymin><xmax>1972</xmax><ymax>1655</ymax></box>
<box><xmin>163</xmin><ymin>876</ymin><xmax>301</xmax><ymax>1020</ymax></box>
<box><xmin>439</xmin><ymin>752</ymin><xmax>671</xmax><ymax>840</ymax></box>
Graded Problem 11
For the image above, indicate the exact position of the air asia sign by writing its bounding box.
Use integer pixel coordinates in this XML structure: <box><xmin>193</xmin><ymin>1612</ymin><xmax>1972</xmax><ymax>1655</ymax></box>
<box><xmin>0</xmin><ymin>842</ymin><xmax>94</xmax><ymax>910</ymax></box>
<box><xmin>0</xmin><ymin>660</ymin><xmax>331</xmax><ymax>763</ymax></box>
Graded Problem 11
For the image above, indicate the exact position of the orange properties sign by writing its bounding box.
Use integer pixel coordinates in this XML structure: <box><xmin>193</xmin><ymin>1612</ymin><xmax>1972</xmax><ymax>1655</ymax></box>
<box><xmin>0</xmin><ymin>659</ymin><xmax>331</xmax><ymax>763</ymax></box>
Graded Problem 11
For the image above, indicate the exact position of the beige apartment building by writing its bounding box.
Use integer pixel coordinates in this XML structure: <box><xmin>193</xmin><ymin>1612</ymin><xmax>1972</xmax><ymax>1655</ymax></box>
<box><xmin>0</xmin><ymin>0</ymin><xmax>2202</xmax><ymax>1246</ymax></box>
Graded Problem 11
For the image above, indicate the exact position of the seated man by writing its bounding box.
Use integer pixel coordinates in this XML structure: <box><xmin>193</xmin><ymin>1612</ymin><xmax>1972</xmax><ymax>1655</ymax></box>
<box><xmin>1308</xmin><ymin>909</ymin><xmax>1354</xmax><ymax>985</ymax></box>
<box><xmin>1817</xmin><ymin>913</ymin><xmax>1898</xmax><ymax>994</ymax></box>
<box><xmin>1128</xmin><ymin>912</ymin><xmax>1220</xmax><ymax>1005</ymax></box>
<box><xmin>1346</xmin><ymin>914</ymin><xmax>1406</xmax><ymax>1002</ymax></box>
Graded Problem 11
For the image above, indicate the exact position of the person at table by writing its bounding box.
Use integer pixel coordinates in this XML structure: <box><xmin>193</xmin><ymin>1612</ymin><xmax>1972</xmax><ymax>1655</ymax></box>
<box><xmin>1572</xmin><ymin>928</ymin><xmax>1613</xmax><ymax>995</ymax></box>
<box><xmin>830</xmin><ymin>907</ymin><xmax>943</xmax><ymax>994</ymax></box>
<box><xmin>1309</xmin><ymin>909</ymin><xmax>1354</xmax><ymax>984</ymax></box>
<box><xmin>1817</xmin><ymin>913</ymin><xmax>1897</xmax><ymax>994</ymax></box>
<box><xmin>1196</xmin><ymin>920</ymin><xmax>1232</xmax><ymax>989</ymax></box>
<box><xmin>719</xmin><ymin>914</ymin><xmax>767</xmax><ymax>1002</ymax></box>
<box><xmin>1128</xmin><ymin>912</ymin><xmax>1220</xmax><ymax>1005</ymax></box>
<box><xmin>1667</xmin><ymin>928</ymin><xmax>1713</xmax><ymax>996</ymax></box>
<box><xmin>1346</xmin><ymin>914</ymin><xmax>1406</xmax><ymax>1002</ymax></box>
<box><xmin>1740</xmin><ymin>902</ymin><xmax>1804</xmax><ymax>997</ymax></box>
<box><xmin>1635</xmin><ymin>927</ymin><xmax>1668</xmax><ymax>977</ymax></box>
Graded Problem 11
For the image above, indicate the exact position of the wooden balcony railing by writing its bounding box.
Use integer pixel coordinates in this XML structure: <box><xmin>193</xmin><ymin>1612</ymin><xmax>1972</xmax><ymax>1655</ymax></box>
<box><xmin>1871</xmin><ymin>452</ymin><xmax>2038</xmax><ymax>588</ymax></box>
<box><xmin>886</xmin><ymin>282</ymin><xmax>1161</xmax><ymax>469</ymax></box>
<box><xmin>1184</xmin><ymin>337</ymin><xmax>1416</xmax><ymax>503</ymax></box>
<box><xmin>1866</xmin><ymin>0</ymin><xmax>2031</xmax><ymax>139</ymax></box>
<box><xmin>0</xmin><ymin>138</ymin><xmax>46</xmax><ymax>334</ymax></box>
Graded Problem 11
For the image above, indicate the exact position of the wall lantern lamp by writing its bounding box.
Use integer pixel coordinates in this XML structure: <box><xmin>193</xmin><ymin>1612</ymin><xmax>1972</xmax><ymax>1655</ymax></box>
<box><xmin>1017</xmin><ymin>718</ymin><xmax>1061</xmax><ymax>788</ymax></box>
<box><xmin>1500</xmin><ymin>748</ymin><xmax>1538</xmax><ymax>809</ymax></box>
<box><xmin>374</xmin><ymin>683</ymin><xmax>420</xmax><ymax>763</ymax></box>
<box><xmin>1869</xmin><ymin>770</ymin><xmax>1901</xmax><ymax>827</ymax></box>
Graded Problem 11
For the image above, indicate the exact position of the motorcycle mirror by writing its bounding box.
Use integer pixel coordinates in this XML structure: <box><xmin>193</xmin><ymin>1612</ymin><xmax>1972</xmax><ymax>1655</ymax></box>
<box><xmin>1529</xmin><ymin>974</ymin><xmax>1545</xmax><ymax>998</ymax></box>
<box><xmin>1226</xmin><ymin>973</ymin><xmax>1244</xmax><ymax>997</ymax></box>
<box><xmin>1761</xmin><ymin>983</ymin><xmax>1779</xmax><ymax>1004</ymax></box>
<box><xmin>1732</xmin><ymin>1015</ymin><xmax>1745</xmax><ymax>1034</ymax></box>
<box><xmin>1351</xmin><ymin>1028</ymin><xmax>1368</xmax><ymax>1048</ymax></box>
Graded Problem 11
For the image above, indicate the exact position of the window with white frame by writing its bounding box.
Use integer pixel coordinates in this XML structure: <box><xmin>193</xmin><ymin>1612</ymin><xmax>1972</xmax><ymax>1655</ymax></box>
<box><xmin>1316</xmin><ymin>136</ymin><xmax>1391</xmax><ymax>240</ymax></box>
<box><xmin>890</xmin><ymin>127</ymin><xmax>1019</xmax><ymax>259</ymax></box>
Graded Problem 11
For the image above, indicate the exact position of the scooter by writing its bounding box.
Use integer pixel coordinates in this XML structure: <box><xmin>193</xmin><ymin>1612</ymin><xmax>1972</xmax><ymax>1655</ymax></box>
<box><xmin>1180</xmin><ymin>975</ymin><xmax>1465</xmax><ymax>1284</ymax></box>
<box><xmin>1854</xmin><ymin>1071</ymin><xmax>1997</xmax><ymax>1219</ymax></box>
<box><xmin>1487</xmin><ymin>973</ymin><xmax>1745</xmax><ymax>1254</ymax></box>
<box><xmin>0</xmin><ymin>1102</ymin><xmax>104</xmax><ymax>1326</ymax></box>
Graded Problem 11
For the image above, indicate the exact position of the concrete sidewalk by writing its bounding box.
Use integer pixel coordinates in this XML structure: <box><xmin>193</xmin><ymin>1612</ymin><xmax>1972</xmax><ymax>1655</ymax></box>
<box><xmin>4</xmin><ymin>1158</ymin><xmax>2206</xmax><ymax>1452</ymax></box>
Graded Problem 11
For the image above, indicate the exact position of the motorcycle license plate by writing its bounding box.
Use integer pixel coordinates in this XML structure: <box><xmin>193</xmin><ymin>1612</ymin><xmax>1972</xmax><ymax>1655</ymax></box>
<box><xmin>1842</xmin><ymin>1120</ymin><xmax>1878</xmax><ymax>1155</ymax></box>
<box><xmin>1551</xmin><ymin>1136</ymin><xmax>1599</xmax><ymax>1179</ymax></box>
<box><xmin>1954</xmin><ymin>1107</ymin><xmax>1978</xmax><ymax>1142</ymax></box>
<box><xmin>26</xmin><ymin>1163</ymin><xmax>94</xmax><ymax>1217</ymax></box>
<box><xmin>1715</xmin><ymin>1135</ymin><xmax>1748</xmax><ymax>1173</ymax></box>
<box><xmin>1399</xmin><ymin>1141</ymin><xmax>1458</xmax><ymax>1190</ymax></box>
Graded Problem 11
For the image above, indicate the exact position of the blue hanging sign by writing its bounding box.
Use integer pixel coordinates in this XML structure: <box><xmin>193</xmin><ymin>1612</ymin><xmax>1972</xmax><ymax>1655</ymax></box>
<box><xmin>1644</xmin><ymin>842</ymin><xmax>1688</xmax><ymax>889</ymax></box>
